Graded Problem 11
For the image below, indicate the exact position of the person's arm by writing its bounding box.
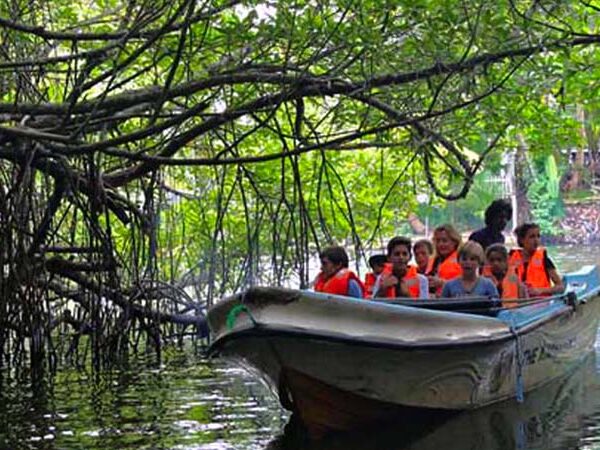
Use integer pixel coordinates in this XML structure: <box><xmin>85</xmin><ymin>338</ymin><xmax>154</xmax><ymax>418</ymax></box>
<box><xmin>347</xmin><ymin>279</ymin><xmax>364</xmax><ymax>299</ymax></box>
<box><xmin>518</xmin><ymin>281</ymin><xmax>529</xmax><ymax>299</ymax></box>
<box><xmin>486</xmin><ymin>278</ymin><xmax>500</xmax><ymax>298</ymax></box>
<box><xmin>417</xmin><ymin>275</ymin><xmax>429</xmax><ymax>299</ymax></box>
<box><xmin>440</xmin><ymin>281</ymin><xmax>452</xmax><ymax>298</ymax></box>
<box><xmin>373</xmin><ymin>274</ymin><xmax>399</xmax><ymax>298</ymax></box>
<box><xmin>547</xmin><ymin>269</ymin><xmax>565</xmax><ymax>294</ymax></box>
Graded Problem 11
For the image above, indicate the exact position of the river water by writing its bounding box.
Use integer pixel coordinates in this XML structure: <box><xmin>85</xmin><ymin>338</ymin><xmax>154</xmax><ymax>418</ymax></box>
<box><xmin>1</xmin><ymin>245</ymin><xmax>599</xmax><ymax>450</ymax></box>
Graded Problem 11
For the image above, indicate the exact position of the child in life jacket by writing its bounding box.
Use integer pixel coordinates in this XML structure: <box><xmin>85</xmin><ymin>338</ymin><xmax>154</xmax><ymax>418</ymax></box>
<box><xmin>413</xmin><ymin>239</ymin><xmax>434</xmax><ymax>275</ymax></box>
<box><xmin>510</xmin><ymin>223</ymin><xmax>564</xmax><ymax>297</ymax></box>
<box><xmin>483</xmin><ymin>244</ymin><xmax>528</xmax><ymax>308</ymax></box>
<box><xmin>364</xmin><ymin>254</ymin><xmax>387</xmax><ymax>298</ymax></box>
<box><xmin>314</xmin><ymin>246</ymin><xmax>365</xmax><ymax>298</ymax></box>
<box><xmin>441</xmin><ymin>241</ymin><xmax>498</xmax><ymax>298</ymax></box>
<box><xmin>373</xmin><ymin>236</ymin><xmax>428</xmax><ymax>299</ymax></box>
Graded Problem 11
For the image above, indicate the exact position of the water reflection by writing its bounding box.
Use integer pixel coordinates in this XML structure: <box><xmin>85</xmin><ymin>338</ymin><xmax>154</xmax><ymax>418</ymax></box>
<box><xmin>268</xmin><ymin>353</ymin><xmax>600</xmax><ymax>450</ymax></box>
<box><xmin>0</xmin><ymin>353</ymin><xmax>287</xmax><ymax>449</ymax></box>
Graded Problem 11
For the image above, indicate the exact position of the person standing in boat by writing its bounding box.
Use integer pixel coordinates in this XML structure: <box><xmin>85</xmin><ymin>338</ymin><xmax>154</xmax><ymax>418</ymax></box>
<box><xmin>364</xmin><ymin>254</ymin><xmax>387</xmax><ymax>298</ymax></box>
<box><xmin>413</xmin><ymin>239</ymin><xmax>434</xmax><ymax>275</ymax></box>
<box><xmin>441</xmin><ymin>241</ymin><xmax>499</xmax><ymax>298</ymax></box>
<box><xmin>468</xmin><ymin>199</ymin><xmax>513</xmax><ymax>250</ymax></box>
<box><xmin>483</xmin><ymin>244</ymin><xmax>528</xmax><ymax>308</ymax></box>
<box><xmin>428</xmin><ymin>224</ymin><xmax>463</xmax><ymax>295</ymax></box>
<box><xmin>509</xmin><ymin>223</ymin><xmax>564</xmax><ymax>297</ymax></box>
<box><xmin>314</xmin><ymin>246</ymin><xmax>365</xmax><ymax>298</ymax></box>
<box><xmin>373</xmin><ymin>236</ymin><xmax>428</xmax><ymax>299</ymax></box>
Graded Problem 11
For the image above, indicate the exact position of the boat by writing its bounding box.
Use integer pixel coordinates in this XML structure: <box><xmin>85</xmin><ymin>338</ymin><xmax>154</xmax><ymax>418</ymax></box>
<box><xmin>207</xmin><ymin>265</ymin><xmax>600</xmax><ymax>436</ymax></box>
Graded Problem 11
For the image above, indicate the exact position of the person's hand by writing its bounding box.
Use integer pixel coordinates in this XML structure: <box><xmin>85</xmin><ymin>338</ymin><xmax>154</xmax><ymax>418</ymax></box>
<box><xmin>428</xmin><ymin>276</ymin><xmax>443</xmax><ymax>290</ymax></box>
<box><xmin>398</xmin><ymin>279</ymin><xmax>411</xmax><ymax>297</ymax></box>
<box><xmin>527</xmin><ymin>286</ymin><xmax>544</xmax><ymax>297</ymax></box>
<box><xmin>380</xmin><ymin>274</ymin><xmax>399</xmax><ymax>289</ymax></box>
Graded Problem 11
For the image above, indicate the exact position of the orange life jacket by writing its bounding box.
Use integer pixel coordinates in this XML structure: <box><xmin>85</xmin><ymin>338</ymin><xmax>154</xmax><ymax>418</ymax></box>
<box><xmin>314</xmin><ymin>268</ymin><xmax>365</xmax><ymax>297</ymax></box>
<box><xmin>482</xmin><ymin>265</ymin><xmax>520</xmax><ymax>308</ymax></box>
<box><xmin>364</xmin><ymin>272</ymin><xmax>377</xmax><ymax>298</ymax></box>
<box><xmin>379</xmin><ymin>263</ymin><xmax>421</xmax><ymax>299</ymax></box>
<box><xmin>436</xmin><ymin>250</ymin><xmax>462</xmax><ymax>280</ymax></box>
<box><xmin>508</xmin><ymin>247</ymin><xmax>551</xmax><ymax>292</ymax></box>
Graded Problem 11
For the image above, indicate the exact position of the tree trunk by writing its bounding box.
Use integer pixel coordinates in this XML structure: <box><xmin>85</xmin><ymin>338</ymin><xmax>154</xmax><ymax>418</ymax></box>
<box><xmin>515</xmin><ymin>134</ymin><xmax>532</xmax><ymax>224</ymax></box>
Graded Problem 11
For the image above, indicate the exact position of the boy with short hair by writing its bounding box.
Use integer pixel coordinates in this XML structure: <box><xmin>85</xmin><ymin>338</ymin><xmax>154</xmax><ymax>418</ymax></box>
<box><xmin>441</xmin><ymin>241</ymin><xmax>499</xmax><ymax>298</ymax></box>
<box><xmin>373</xmin><ymin>237</ymin><xmax>428</xmax><ymax>299</ymax></box>
<box><xmin>364</xmin><ymin>254</ymin><xmax>387</xmax><ymax>298</ymax></box>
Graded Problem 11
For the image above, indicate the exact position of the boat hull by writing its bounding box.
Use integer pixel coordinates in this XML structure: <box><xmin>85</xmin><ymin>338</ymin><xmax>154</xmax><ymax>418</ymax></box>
<box><xmin>208</xmin><ymin>266</ymin><xmax>600</xmax><ymax>433</ymax></box>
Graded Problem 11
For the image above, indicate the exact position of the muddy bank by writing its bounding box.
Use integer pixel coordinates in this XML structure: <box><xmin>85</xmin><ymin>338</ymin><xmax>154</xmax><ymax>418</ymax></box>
<box><xmin>553</xmin><ymin>201</ymin><xmax>600</xmax><ymax>244</ymax></box>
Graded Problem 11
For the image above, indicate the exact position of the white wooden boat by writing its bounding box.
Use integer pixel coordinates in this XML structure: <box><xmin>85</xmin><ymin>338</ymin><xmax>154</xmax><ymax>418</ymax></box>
<box><xmin>207</xmin><ymin>265</ymin><xmax>600</xmax><ymax>435</ymax></box>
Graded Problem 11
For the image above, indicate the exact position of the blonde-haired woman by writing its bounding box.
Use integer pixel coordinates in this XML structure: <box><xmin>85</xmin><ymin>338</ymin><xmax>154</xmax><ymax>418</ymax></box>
<box><xmin>428</xmin><ymin>224</ymin><xmax>463</xmax><ymax>295</ymax></box>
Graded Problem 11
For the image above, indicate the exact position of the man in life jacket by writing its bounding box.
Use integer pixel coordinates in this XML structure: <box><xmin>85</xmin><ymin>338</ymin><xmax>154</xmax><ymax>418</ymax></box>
<box><xmin>483</xmin><ymin>244</ymin><xmax>528</xmax><ymax>308</ymax></box>
<box><xmin>428</xmin><ymin>224</ymin><xmax>463</xmax><ymax>296</ymax></box>
<box><xmin>509</xmin><ymin>223</ymin><xmax>564</xmax><ymax>297</ymax></box>
<box><xmin>373</xmin><ymin>236</ymin><xmax>428</xmax><ymax>299</ymax></box>
<box><xmin>314</xmin><ymin>246</ymin><xmax>365</xmax><ymax>298</ymax></box>
<box><xmin>364</xmin><ymin>254</ymin><xmax>387</xmax><ymax>298</ymax></box>
<box><xmin>413</xmin><ymin>239</ymin><xmax>434</xmax><ymax>275</ymax></box>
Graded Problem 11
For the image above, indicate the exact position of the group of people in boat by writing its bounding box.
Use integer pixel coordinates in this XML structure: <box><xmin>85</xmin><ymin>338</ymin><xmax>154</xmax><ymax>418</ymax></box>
<box><xmin>313</xmin><ymin>199</ymin><xmax>565</xmax><ymax>306</ymax></box>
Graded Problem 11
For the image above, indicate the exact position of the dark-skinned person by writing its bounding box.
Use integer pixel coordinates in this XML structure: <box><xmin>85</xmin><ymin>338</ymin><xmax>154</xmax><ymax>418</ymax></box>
<box><xmin>509</xmin><ymin>223</ymin><xmax>565</xmax><ymax>297</ymax></box>
<box><xmin>413</xmin><ymin>239</ymin><xmax>434</xmax><ymax>275</ymax></box>
<box><xmin>483</xmin><ymin>244</ymin><xmax>528</xmax><ymax>308</ymax></box>
<box><xmin>314</xmin><ymin>246</ymin><xmax>365</xmax><ymax>298</ymax></box>
<box><xmin>469</xmin><ymin>199</ymin><xmax>513</xmax><ymax>250</ymax></box>
<box><xmin>428</xmin><ymin>224</ymin><xmax>463</xmax><ymax>296</ymax></box>
<box><xmin>441</xmin><ymin>241</ymin><xmax>499</xmax><ymax>298</ymax></box>
<box><xmin>373</xmin><ymin>236</ymin><xmax>428</xmax><ymax>299</ymax></box>
<box><xmin>364</xmin><ymin>254</ymin><xmax>387</xmax><ymax>298</ymax></box>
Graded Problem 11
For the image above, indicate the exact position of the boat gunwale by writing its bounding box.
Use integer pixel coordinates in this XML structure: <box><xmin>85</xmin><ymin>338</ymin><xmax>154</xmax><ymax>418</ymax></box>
<box><xmin>207</xmin><ymin>299</ymin><xmax>583</xmax><ymax>355</ymax></box>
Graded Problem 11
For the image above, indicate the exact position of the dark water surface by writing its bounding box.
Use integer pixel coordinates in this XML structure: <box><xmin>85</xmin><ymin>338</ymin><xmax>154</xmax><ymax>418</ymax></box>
<box><xmin>1</xmin><ymin>245</ymin><xmax>599</xmax><ymax>450</ymax></box>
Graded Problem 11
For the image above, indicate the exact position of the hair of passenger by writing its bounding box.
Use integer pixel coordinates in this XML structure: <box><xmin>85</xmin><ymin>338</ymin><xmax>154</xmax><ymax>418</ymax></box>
<box><xmin>485</xmin><ymin>243</ymin><xmax>508</xmax><ymax>260</ymax></box>
<box><xmin>320</xmin><ymin>246</ymin><xmax>349</xmax><ymax>268</ymax></box>
<box><xmin>387</xmin><ymin>236</ymin><xmax>412</xmax><ymax>256</ymax></box>
<box><xmin>433</xmin><ymin>224</ymin><xmax>462</xmax><ymax>248</ymax></box>
<box><xmin>484</xmin><ymin>199</ymin><xmax>513</xmax><ymax>227</ymax></box>
<box><xmin>513</xmin><ymin>223</ymin><xmax>540</xmax><ymax>247</ymax></box>
<box><xmin>458</xmin><ymin>241</ymin><xmax>485</xmax><ymax>264</ymax></box>
<box><xmin>368</xmin><ymin>254</ymin><xmax>387</xmax><ymax>269</ymax></box>
<box><xmin>413</xmin><ymin>239</ymin><xmax>434</xmax><ymax>255</ymax></box>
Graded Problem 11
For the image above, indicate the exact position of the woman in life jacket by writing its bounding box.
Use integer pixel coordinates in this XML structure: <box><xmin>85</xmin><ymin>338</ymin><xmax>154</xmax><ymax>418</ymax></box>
<box><xmin>364</xmin><ymin>254</ymin><xmax>387</xmax><ymax>298</ymax></box>
<box><xmin>314</xmin><ymin>246</ymin><xmax>365</xmax><ymax>298</ymax></box>
<box><xmin>373</xmin><ymin>236</ymin><xmax>428</xmax><ymax>299</ymax></box>
<box><xmin>441</xmin><ymin>241</ymin><xmax>499</xmax><ymax>298</ymax></box>
<box><xmin>413</xmin><ymin>239</ymin><xmax>434</xmax><ymax>275</ymax></box>
<box><xmin>509</xmin><ymin>223</ymin><xmax>564</xmax><ymax>297</ymax></box>
<box><xmin>428</xmin><ymin>224</ymin><xmax>463</xmax><ymax>295</ymax></box>
<box><xmin>483</xmin><ymin>244</ymin><xmax>528</xmax><ymax>308</ymax></box>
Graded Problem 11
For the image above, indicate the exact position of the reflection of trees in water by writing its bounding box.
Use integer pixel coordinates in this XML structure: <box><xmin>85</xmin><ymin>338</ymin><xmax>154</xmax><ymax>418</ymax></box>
<box><xmin>268</xmin><ymin>354</ymin><xmax>600</xmax><ymax>450</ymax></box>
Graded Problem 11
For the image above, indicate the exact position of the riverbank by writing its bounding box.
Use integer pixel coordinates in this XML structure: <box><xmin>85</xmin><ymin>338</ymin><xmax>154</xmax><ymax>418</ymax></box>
<box><xmin>555</xmin><ymin>201</ymin><xmax>600</xmax><ymax>244</ymax></box>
